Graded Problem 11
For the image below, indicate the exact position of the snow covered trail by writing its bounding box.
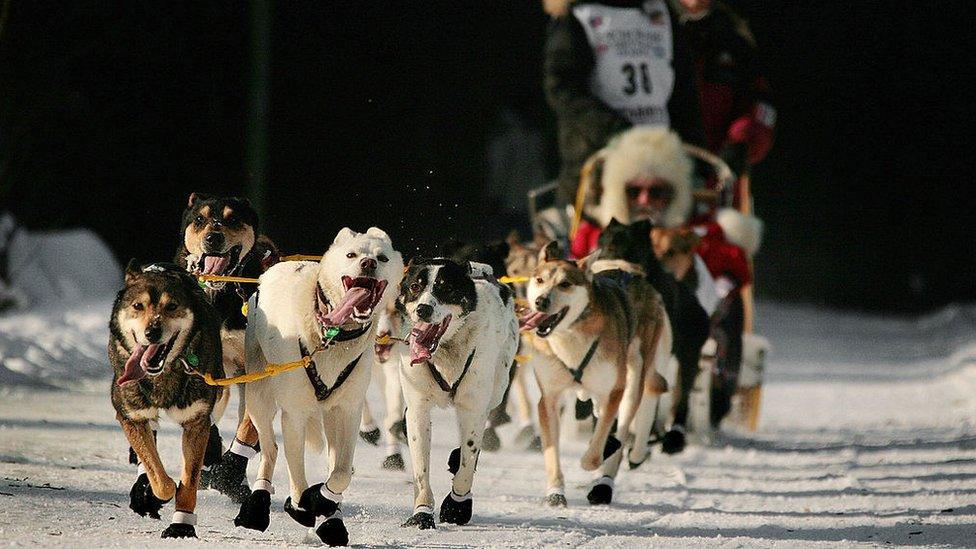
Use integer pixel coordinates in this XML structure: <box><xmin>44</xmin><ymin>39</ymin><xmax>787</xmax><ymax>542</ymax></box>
<box><xmin>1</xmin><ymin>302</ymin><xmax>975</xmax><ymax>547</ymax></box>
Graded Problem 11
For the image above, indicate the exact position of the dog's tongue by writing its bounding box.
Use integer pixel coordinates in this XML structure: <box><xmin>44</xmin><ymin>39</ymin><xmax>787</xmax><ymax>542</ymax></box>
<box><xmin>520</xmin><ymin>310</ymin><xmax>550</xmax><ymax>331</ymax></box>
<box><xmin>202</xmin><ymin>255</ymin><xmax>229</xmax><ymax>275</ymax></box>
<box><xmin>140</xmin><ymin>343</ymin><xmax>164</xmax><ymax>370</ymax></box>
<box><xmin>409</xmin><ymin>322</ymin><xmax>438</xmax><ymax>365</ymax></box>
<box><xmin>118</xmin><ymin>345</ymin><xmax>148</xmax><ymax>386</ymax></box>
<box><xmin>320</xmin><ymin>287</ymin><xmax>371</xmax><ymax>327</ymax></box>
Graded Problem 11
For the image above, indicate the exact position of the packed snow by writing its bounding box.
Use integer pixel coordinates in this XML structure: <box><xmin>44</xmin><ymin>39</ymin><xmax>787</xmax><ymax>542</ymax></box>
<box><xmin>1</xmin><ymin>300</ymin><xmax>975</xmax><ymax>547</ymax></box>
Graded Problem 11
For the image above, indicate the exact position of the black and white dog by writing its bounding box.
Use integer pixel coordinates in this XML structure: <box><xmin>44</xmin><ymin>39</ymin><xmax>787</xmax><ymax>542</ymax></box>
<box><xmin>397</xmin><ymin>258</ymin><xmax>518</xmax><ymax>529</ymax></box>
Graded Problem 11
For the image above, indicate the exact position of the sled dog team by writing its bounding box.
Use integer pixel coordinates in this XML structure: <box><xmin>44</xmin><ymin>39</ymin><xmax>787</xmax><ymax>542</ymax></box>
<box><xmin>110</xmin><ymin>202</ymin><xmax>686</xmax><ymax>544</ymax></box>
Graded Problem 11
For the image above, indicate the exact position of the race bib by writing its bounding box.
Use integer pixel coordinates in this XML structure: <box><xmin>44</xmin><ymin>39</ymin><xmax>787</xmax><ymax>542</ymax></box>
<box><xmin>573</xmin><ymin>0</ymin><xmax>675</xmax><ymax>127</ymax></box>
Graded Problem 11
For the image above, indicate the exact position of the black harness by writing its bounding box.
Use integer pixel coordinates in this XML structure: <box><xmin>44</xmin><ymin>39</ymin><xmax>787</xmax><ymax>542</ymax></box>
<box><xmin>427</xmin><ymin>349</ymin><xmax>477</xmax><ymax>398</ymax></box>
<box><xmin>565</xmin><ymin>338</ymin><xmax>600</xmax><ymax>384</ymax></box>
<box><xmin>299</xmin><ymin>341</ymin><xmax>364</xmax><ymax>402</ymax></box>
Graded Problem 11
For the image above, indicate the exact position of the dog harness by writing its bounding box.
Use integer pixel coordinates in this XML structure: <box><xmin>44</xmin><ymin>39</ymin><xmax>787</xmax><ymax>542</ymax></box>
<box><xmin>427</xmin><ymin>349</ymin><xmax>476</xmax><ymax>398</ymax></box>
<box><xmin>299</xmin><ymin>341</ymin><xmax>364</xmax><ymax>401</ymax></box>
<box><xmin>565</xmin><ymin>338</ymin><xmax>601</xmax><ymax>384</ymax></box>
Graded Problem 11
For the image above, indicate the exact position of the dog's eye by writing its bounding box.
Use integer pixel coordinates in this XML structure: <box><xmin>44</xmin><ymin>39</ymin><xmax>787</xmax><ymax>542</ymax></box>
<box><xmin>663</xmin><ymin>250</ymin><xmax>675</xmax><ymax>259</ymax></box>
<box><xmin>558</xmin><ymin>281</ymin><xmax>572</xmax><ymax>289</ymax></box>
<box><xmin>409</xmin><ymin>282</ymin><xmax>421</xmax><ymax>293</ymax></box>
<box><xmin>132</xmin><ymin>302</ymin><xmax>144</xmax><ymax>311</ymax></box>
<box><xmin>378</xmin><ymin>254</ymin><xmax>389</xmax><ymax>263</ymax></box>
<box><xmin>194</xmin><ymin>215</ymin><xmax>205</xmax><ymax>225</ymax></box>
<box><xmin>535</xmin><ymin>277</ymin><xmax>544</xmax><ymax>285</ymax></box>
<box><xmin>165</xmin><ymin>302</ymin><xmax>179</xmax><ymax>312</ymax></box>
<box><xmin>346</xmin><ymin>252</ymin><xmax>357</xmax><ymax>259</ymax></box>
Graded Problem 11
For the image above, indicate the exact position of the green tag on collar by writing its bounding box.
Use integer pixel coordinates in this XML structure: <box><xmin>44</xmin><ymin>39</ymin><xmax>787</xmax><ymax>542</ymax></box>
<box><xmin>325</xmin><ymin>326</ymin><xmax>341</xmax><ymax>339</ymax></box>
<box><xmin>197</xmin><ymin>279</ymin><xmax>207</xmax><ymax>289</ymax></box>
<box><xmin>185</xmin><ymin>352</ymin><xmax>199</xmax><ymax>367</ymax></box>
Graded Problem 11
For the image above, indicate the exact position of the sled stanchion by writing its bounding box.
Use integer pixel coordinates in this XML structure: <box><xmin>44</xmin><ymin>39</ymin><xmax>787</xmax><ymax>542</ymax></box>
<box><xmin>738</xmin><ymin>172</ymin><xmax>762</xmax><ymax>431</ymax></box>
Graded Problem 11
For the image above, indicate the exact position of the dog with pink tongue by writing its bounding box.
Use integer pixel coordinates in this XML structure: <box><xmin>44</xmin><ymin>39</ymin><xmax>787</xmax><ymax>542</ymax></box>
<box><xmin>234</xmin><ymin>227</ymin><xmax>403</xmax><ymax>546</ymax></box>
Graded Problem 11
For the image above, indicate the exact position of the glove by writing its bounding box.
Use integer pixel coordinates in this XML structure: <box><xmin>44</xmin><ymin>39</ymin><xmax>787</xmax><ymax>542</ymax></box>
<box><xmin>727</xmin><ymin>102</ymin><xmax>776</xmax><ymax>165</ymax></box>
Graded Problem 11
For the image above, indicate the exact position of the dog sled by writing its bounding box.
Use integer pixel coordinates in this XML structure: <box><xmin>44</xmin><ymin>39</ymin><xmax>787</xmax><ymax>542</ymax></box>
<box><xmin>525</xmin><ymin>142</ymin><xmax>766</xmax><ymax>433</ymax></box>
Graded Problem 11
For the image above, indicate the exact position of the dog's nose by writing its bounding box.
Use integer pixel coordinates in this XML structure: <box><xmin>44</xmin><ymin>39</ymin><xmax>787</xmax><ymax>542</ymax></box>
<box><xmin>416</xmin><ymin>303</ymin><xmax>434</xmax><ymax>322</ymax></box>
<box><xmin>360</xmin><ymin>257</ymin><xmax>377</xmax><ymax>273</ymax></box>
<box><xmin>144</xmin><ymin>324</ymin><xmax>163</xmax><ymax>344</ymax></box>
<box><xmin>204</xmin><ymin>231</ymin><xmax>224</xmax><ymax>250</ymax></box>
<box><xmin>535</xmin><ymin>295</ymin><xmax>550</xmax><ymax>312</ymax></box>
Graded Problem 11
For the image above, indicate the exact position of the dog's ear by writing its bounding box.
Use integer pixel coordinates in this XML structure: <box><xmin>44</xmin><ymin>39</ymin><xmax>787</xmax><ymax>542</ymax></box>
<box><xmin>333</xmin><ymin>227</ymin><xmax>358</xmax><ymax>245</ymax></box>
<box><xmin>632</xmin><ymin>218</ymin><xmax>653</xmax><ymax>234</ymax></box>
<box><xmin>505</xmin><ymin>230</ymin><xmax>522</xmax><ymax>248</ymax></box>
<box><xmin>538</xmin><ymin>240</ymin><xmax>562</xmax><ymax>263</ymax></box>
<box><xmin>607</xmin><ymin>217</ymin><xmax>623</xmax><ymax>229</ymax></box>
<box><xmin>187</xmin><ymin>192</ymin><xmax>211</xmax><ymax>209</ymax></box>
<box><xmin>124</xmin><ymin>259</ymin><xmax>141</xmax><ymax>283</ymax></box>
<box><xmin>576</xmin><ymin>249</ymin><xmax>600</xmax><ymax>273</ymax></box>
<box><xmin>487</xmin><ymin>240</ymin><xmax>510</xmax><ymax>262</ymax></box>
<box><xmin>365</xmin><ymin>227</ymin><xmax>390</xmax><ymax>242</ymax></box>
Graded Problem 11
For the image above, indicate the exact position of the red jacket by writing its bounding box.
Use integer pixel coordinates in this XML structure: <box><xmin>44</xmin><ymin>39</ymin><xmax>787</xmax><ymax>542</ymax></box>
<box><xmin>694</xmin><ymin>222</ymin><xmax>751</xmax><ymax>287</ymax></box>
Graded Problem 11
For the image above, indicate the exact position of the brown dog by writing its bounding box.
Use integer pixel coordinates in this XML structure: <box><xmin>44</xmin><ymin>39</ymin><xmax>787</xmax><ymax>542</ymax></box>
<box><xmin>522</xmin><ymin>242</ymin><xmax>673</xmax><ymax>506</ymax></box>
<box><xmin>109</xmin><ymin>262</ymin><xmax>223</xmax><ymax>538</ymax></box>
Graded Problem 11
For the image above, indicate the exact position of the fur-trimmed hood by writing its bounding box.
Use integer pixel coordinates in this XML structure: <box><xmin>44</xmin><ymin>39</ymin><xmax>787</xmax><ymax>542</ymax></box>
<box><xmin>587</xmin><ymin>127</ymin><xmax>693</xmax><ymax>229</ymax></box>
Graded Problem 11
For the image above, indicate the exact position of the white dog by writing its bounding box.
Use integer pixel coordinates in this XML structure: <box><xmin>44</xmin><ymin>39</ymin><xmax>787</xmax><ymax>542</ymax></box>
<box><xmin>234</xmin><ymin>227</ymin><xmax>403</xmax><ymax>546</ymax></box>
<box><xmin>397</xmin><ymin>258</ymin><xmax>518</xmax><ymax>529</ymax></box>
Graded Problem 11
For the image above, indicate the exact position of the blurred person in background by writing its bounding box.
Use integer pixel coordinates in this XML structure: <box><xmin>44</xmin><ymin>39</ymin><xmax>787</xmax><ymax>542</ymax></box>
<box><xmin>543</xmin><ymin>0</ymin><xmax>704</xmax><ymax>204</ymax></box>
<box><xmin>674</xmin><ymin>0</ymin><xmax>774</xmax><ymax>426</ymax></box>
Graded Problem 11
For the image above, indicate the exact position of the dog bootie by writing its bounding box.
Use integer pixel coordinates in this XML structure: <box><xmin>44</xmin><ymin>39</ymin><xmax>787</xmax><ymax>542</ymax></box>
<box><xmin>129</xmin><ymin>473</ymin><xmax>169</xmax><ymax>519</ymax></box>
<box><xmin>661</xmin><ymin>427</ymin><xmax>686</xmax><ymax>455</ymax></box>
<box><xmin>315</xmin><ymin>514</ymin><xmax>349</xmax><ymax>546</ymax></box>
<box><xmin>234</xmin><ymin>488</ymin><xmax>271</xmax><ymax>532</ymax></box>
<box><xmin>299</xmin><ymin>483</ymin><xmax>341</xmax><ymax>518</ymax></box>
<box><xmin>575</xmin><ymin>398</ymin><xmax>593</xmax><ymax>420</ymax></box>
<box><xmin>383</xmin><ymin>452</ymin><xmax>405</xmax><ymax>471</ymax></box>
<box><xmin>439</xmin><ymin>491</ymin><xmax>472</xmax><ymax>525</ymax></box>
<box><xmin>283</xmin><ymin>496</ymin><xmax>316</xmax><ymax>527</ymax></box>
<box><xmin>401</xmin><ymin>506</ymin><xmax>435</xmax><ymax>529</ymax></box>
<box><xmin>161</xmin><ymin>512</ymin><xmax>197</xmax><ymax>539</ymax></box>
<box><xmin>602</xmin><ymin>435</ymin><xmax>621</xmax><ymax>459</ymax></box>
<box><xmin>391</xmin><ymin>418</ymin><xmax>408</xmax><ymax>444</ymax></box>
<box><xmin>482</xmin><ymin>426</ymin><xmax>501</xmax><ymax>452</ymax></box>
<box><xmin>586</xmin><ymin>476</ymin><xmax>613</xmax><ymax>505</ymax></box>
<box><xmin>359</xmin><ymin>426</ymin><xmax>381</xmax><ymax>446</ymax></box>
<box><xmin>210</xmin><ymin>438</ymin><xmax>256</xmax><ymax>503</ymax></box>
<box><xmin>545</xmin><ymin>488</ymin><xmax>567</xmax><ymax>507</ymax></box>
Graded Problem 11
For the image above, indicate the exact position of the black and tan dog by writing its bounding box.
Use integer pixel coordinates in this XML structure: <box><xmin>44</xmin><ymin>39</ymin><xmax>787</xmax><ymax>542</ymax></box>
<box><xmin>110</xmin><ymin>262</ymin><xmax>223</xmax><ymax>538</ymax></box>
<box><xmin>173</xmin><ymin>192</ymin><xmax>278</xmax><ymax>502</ymax></box>
<box><xmin>597</xmin><ymin>218</ymin><xmax>710</xmax><ymax>454</ymax></box>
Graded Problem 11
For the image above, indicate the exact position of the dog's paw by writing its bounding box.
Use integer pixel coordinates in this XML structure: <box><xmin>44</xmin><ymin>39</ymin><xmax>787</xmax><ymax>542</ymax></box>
<box><xmin>299</xmin><ymin>483</ymin><xmax>339</xmax><ymax>518</ymax></box>
<box><xmin>401</xmin><ymin>511</ymin><xmax>435</xmax><ymax>529</ymax></box>
<box><xmin>439</xmin><ymin>491</ymin><xmax>473</xmax><ymax>525</ymax></box>
<box><xmin>233</xmin><ymin>489</ymin><xmax>270</xmax><ymax>532</ymax></box>
<box><xmin>359</xmin><ymin>427</ymin><xmax>381</xmax><ymax>446</ymax></box>
<box><xmin>544</xmin><ymin>492</ymin><xmax>567</xmax><ymax>507</ymax></box>
<box><xmin>514</xmin><ymin>425</ymin><xmax>540</xmax><ymax>451</ymax></box>
<box><xmin>208</xmin><ymin>451</ymin><xmax>251</xmax><ymax>503</ymax></box>
<box><xmin>447</xmin><ymin>447</ymin><xmax>461</xmax><ymax>476</ymax></box>
<box><xmin>482</xmin><ymin>427</ymin><xmax>501</xmax><ymax>453</ymax></box>
<box><xmin>602</xmin><ymin>434</ymin><xmax>621</xmax><ymax>459</ymax></box>
<box><xmin>160</xmin><ymin>523</ymin><xmax>197</xmax><ymax>539</ymax></box>
<box><xmin>284</xmin><ymin>496</ymin><xmax>316</xmax><ymax>527</ymax></box>
<box><xmin>391</xmin><ymin>418</ymin><xmax>408</xmax><ymax>444</ymax></box>
<box><xmin>580</xmin><ymin>450</ymin><xmax>602</xmax><ymax>471</ymax></box>
<box><xmin>586</xmin><ymin>482</ymin><xmax>613</xmax><ymax>505</ymax></box>
<box><xmin>129</xmin><ymin>473</ymin><xmax>169</xmax><ymax>519</ymax></box>
<box><xmin>488</xmin><ymin>407</ymin><xmax>512</xmax><ymax>428</ymax></box>
<box><xmin>315</xmin><ymin>517</ymin><xmax>349</xmax><ymax>546</ymax></box>
<box><xmin>661</xmin><ymin>429</ymin><xmax>686</xmax><ymax>455</ymax></box>
<box><xmin>382</xmin><ymin>452</ymin><xmax>405</xmax><ymax>471</ymax></box>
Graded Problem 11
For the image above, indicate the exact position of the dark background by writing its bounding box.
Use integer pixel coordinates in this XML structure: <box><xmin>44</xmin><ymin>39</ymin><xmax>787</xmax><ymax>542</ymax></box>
<box><xmin>1</xmin><ymin>1</ymin><xmax>971</xmax><ymax>313</ymax></box>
